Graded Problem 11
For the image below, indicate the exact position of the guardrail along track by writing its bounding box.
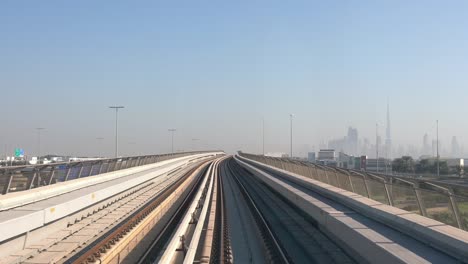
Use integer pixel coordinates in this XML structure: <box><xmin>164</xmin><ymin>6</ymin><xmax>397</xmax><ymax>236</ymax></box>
<box><xmin>226</xmin><ymin>157</ymin><xmax>355</xmax><ymax>264</ymax></box>
<box><xmin>239</xmin><ymin>152</ymin><xmax>468</xmax><ymax>231</ymax></box>
<box><xmin>0</xmin><ymin>151</ymin><xmax>221</xmax><ymax>195</ymax></box>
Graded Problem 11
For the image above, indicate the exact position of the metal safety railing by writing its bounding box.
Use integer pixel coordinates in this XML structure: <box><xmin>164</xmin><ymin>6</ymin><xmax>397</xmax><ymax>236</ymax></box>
<box><xmin>239</xmin><ymin>152</ymin><xmax>468</xmax><ymax>231</ymax></box>
<box><xmin>0</xmin><ymin>151</ymin><xmax>220</xmax><ymax>195</ymax></box>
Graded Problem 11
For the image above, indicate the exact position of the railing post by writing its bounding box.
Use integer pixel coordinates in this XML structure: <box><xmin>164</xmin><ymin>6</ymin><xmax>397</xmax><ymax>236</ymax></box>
<box><xmin>28</xmin><ymin>169</ymin><xmax>38</xmax><ymax>190</ymax></box>
<box><xmin>348</xmin><ymin>172</ymin><xmax>355</xmax><ymax>193</ymax></box>
<box><xmin>77</xmin><ymin>164</ymin><xmax>85</xmax><ymax>178</ymax></box>
<box><xmin>362</xmin><ymin>174</ymin><xmax>371</xmax><ymax>198</ymax></box>
<box><xmin>48</xmin><ymin>167</ymin><xmax>56</xmax><ymax>185</ymax></box>
<box><xmin>64</xmin><ymin>166</ymin><xmax>72</xmax><ymax>181</ymax></box>
<box><xmin>333</xmin><ymin>169</ymin><xmax>341</xmax><ymax>188</ymax></box>
<box><xmin>413</xmin><ymin>183</ymin><xmax>428</xmax><ymax>217</ymax></box>
<box><xmin>2</xmin><ymin>170</ymin><xmax>13</xmax><ymax>194</ymax></box>
<box><xmin>106</xmin><ymin>161</ymin><xmax>112</xmax><ymax>173</ymax></box>
<box><xmin>383</xmin><ymin>178</ymin><xmax>394</xmax><ymax>206</ymax></box>
<box><xmin>116</xmin><ymin>160</ymin><xmax>122</xmax><ymax>171</ymax></box>
<box><xmin>447</xmin><ymin>188</ymin><xmax>463</xmax><ymax>230</ymax></box>
<box><xmin>89</xmin><ymin>164</ymin><xmax>94</xmax><ymax>177</ymax></box>
<box><xmin>98</xmin><ymin>162</ymin><xmax>104</xmax><ymax>174</ymax></box>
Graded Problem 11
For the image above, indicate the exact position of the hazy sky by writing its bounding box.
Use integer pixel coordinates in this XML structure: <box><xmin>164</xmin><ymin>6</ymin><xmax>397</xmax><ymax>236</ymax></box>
<box><xmin>1</xmin><ymin>1</ymin><xmax>468</xmax><ymax>157</ymax></box>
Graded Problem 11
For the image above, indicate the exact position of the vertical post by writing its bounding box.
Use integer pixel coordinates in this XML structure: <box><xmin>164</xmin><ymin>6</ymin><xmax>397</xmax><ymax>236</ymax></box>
<box><xmin>77</xmin><ymin>164</ymin><xmax>84</xmax><ymax>178</ymax></box>
<box><xmin>3</xmin><ymin>170</ymin><xmax>13</xmax><ymax>194</ymax></box>
<box><xmin>89</xmin><ymin>164</ymin><xmax>94</xmax><ymax>176</ymax></box>
<box><xmin>109</xmin><ymin>106</ymin><xmax>125</xmax><ymax>158</ymax></box>
<box><xmin>413</xmin><ymin>183</ymin><xmax>428</xmax><ymax>217</ymax></box>
<box><xmin>106</xmin><ymin>161</ymin><xmax>112</xmax><ymax>173</ymax></box>
<box><xmin>383</xmin><ymin>178</ymin><xmax>393</xmax><ymax>206</ymax></box>
<box><xmin>362</xmin><ymin>174</ymin><xmax>371</xmax><ymax>198</ymax></box>
<box><xmin>98</xmin><ymin>162</ymin><xmax>104</xmax><ymax>174</ymax></box>
<box><xmin>22</xmin><ymin>231</ymin><xmax>30</xmax><ymax>250</ymax></box>
<box><xmin>64</xmin><ymin>166</ymin><xmax>72</xmax><ymax>181</ymax></box>
<box><xmin>447</xmin><ymin>188</ymin><xmax>463</xmax><ymax>229</ymax></box>
<box><xmin>168</xmin><ymin>129</ymin><xmax>176</xmax><ymax>154</ymax></box>
<box><xmin>348</xmin><ymin>172</ymin><xmax>355</xmax><ymax>193</ymax></box>
<box><xmin>48</xmin><ymin>168</ymin><xmax>56</xmax><ymax>185</ymax></box>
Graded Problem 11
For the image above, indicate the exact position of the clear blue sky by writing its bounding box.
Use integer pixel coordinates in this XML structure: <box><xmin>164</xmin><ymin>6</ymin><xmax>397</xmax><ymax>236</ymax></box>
<box><xmin>1</xmin><ymin>1</ymin><xmax>468</xmax><ymax>157</ymax></box>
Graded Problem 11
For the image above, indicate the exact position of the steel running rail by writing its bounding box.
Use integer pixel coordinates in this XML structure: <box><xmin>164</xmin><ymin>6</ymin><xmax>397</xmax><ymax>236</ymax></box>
<box><xmin>226</xmin><ymin>159</ymin><xmax>291</xmax><ymax>264</ymax></box>
<box><xmin>67</xmin><ymin>159</ymin><xmax>213</xmax><ymax>264</ymax></box>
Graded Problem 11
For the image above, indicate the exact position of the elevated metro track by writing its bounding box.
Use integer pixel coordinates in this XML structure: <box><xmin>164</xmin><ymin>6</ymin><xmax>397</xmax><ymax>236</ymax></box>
<box><xmin>1</xmin><ymin>152</ymin><xmax>468</xmax><ymax>264</ymax></box>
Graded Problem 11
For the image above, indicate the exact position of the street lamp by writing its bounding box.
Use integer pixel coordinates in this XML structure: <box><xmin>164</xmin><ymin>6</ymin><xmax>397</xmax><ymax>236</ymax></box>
<box><xmin>36</xmin><ymin>127</ymin><xmax>45</xmax><ymax>163</ymax></box>
<box><xmin>289</xmin><ymin>114</ymin><xmax>294</xmax><ymax>158</ymax></box>
<box><xmin>109</xmin><ymin>106</ymin><xmax>124</xmax><ymax>158</ymax></box>
<box><xmin>168</xmin><ymin>129</ymin><xmax>176</xmax><ymax>154</ymax></box>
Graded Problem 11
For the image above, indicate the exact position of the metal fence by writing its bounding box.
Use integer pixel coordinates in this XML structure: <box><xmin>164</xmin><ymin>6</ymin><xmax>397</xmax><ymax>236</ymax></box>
<box><xmin>239</xmin><ymin>153</ymin><xmax>468</xmax><ymax>231</ymax></box>
<box><xmin>0</xmin><ymin>151</ymin><xmax>218</xmax><ymax>195</ymax></box>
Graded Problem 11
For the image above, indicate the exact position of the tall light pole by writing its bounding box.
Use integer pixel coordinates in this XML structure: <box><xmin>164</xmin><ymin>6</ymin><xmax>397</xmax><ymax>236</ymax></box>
<box><xmin>168</xmin><ymin>129</ymin><xmax>176</xmax><ymax>154</ymax></box>
<box><xmin>437</xmin><ymin>120</ymin><xmax>440</xmax><ymax>177</ymax></box>
<box><xmin>289</xmin><ymin>114</ymin><xmax>294</xmax><ymax>158</ymax></box>
<box><xmin>109</xmin><ymin>106</ymin><xmax>124</xmax><ymax>158</ymax></box>
<box><xmin>36</xmin><ymin>127</ymin><xmax>45</xmax><ymax>162</ymax></box>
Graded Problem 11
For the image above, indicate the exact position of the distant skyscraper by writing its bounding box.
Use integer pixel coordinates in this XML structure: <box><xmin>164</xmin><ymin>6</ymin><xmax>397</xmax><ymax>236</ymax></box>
<box><xmin>385</xmin><ymin>102</ymin><xmax>392</xmax><ymax>159</ymax></box>
<box><xmin>347</xmin><ymin>127</ymin><xmax>358</xmax><ymax>156</ymax></box>
<box><xmin>423</xmin><ymin>133</ymin><xmax>430</xmax><ymax>156</ymax></box>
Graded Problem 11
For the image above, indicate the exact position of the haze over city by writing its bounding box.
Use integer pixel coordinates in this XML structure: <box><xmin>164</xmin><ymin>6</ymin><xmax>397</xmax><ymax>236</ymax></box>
<box><xmin>3</xmin><ymin>2</ymin><xmax>468</xmax><ymax>263</ymax></box>
<box><xmin>1</xmin><ymin>1</ymin><xmax>468</xmax><ymax>158</ymax></box>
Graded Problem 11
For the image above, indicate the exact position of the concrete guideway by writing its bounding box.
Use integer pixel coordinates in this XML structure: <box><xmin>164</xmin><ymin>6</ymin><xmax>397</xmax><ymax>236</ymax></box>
<box><xmin>226</xmin><ymin>157</ymin><xmax>353</xmax><ymax>264</ymax></box>
<box><xmin>157</xmin><ymin>156</ymin><xmax>225</xmax><ymax>264</ymax></box>
<box><xmin>236</xmin><ymin>155</ymin><xmax>468</xmax><ymax>263</ymax></box>
<box><xmin>0</xmin><ymin>152</ymin><xmax>221</xmax><ymax>253</ymax></box>
<box><xmin>65</xmin><ymin>159</ymin><xmax>215</xmax><ymax>264</ymax></box>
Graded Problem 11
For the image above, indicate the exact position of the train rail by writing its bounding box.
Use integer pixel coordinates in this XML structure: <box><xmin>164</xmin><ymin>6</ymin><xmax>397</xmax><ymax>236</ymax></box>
<box><xmin>223</xmin><ymin>158</ymin><xmax>290</xmax><ymax>263</ymax></box>
<box><xmin>225</xmin><ymin>157</ymin><xmax>356</xmax><ymax>263</ymax></box>
<box><xmin>6</xmin><ymin>158</ymin><xmax>214</xmax><ymax>264</ymax></box>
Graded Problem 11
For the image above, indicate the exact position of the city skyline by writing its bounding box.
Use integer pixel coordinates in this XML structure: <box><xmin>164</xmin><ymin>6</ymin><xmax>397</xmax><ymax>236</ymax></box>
<box><xmin>2</xmin><ymin>2</ymin><xmax>468</xmax><ymax>157</ymax></box>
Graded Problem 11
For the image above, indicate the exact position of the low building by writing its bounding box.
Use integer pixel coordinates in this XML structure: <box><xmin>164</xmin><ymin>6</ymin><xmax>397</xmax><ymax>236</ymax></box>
<box><xmin>366</xmin><ymin>158</ymin><xmax>392</xmax><ymax>173</ymax></box>
<box><xmin>317</xmin><ymin>149</ymin><xmax>337</xmax><ymax>166</ymax></box>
